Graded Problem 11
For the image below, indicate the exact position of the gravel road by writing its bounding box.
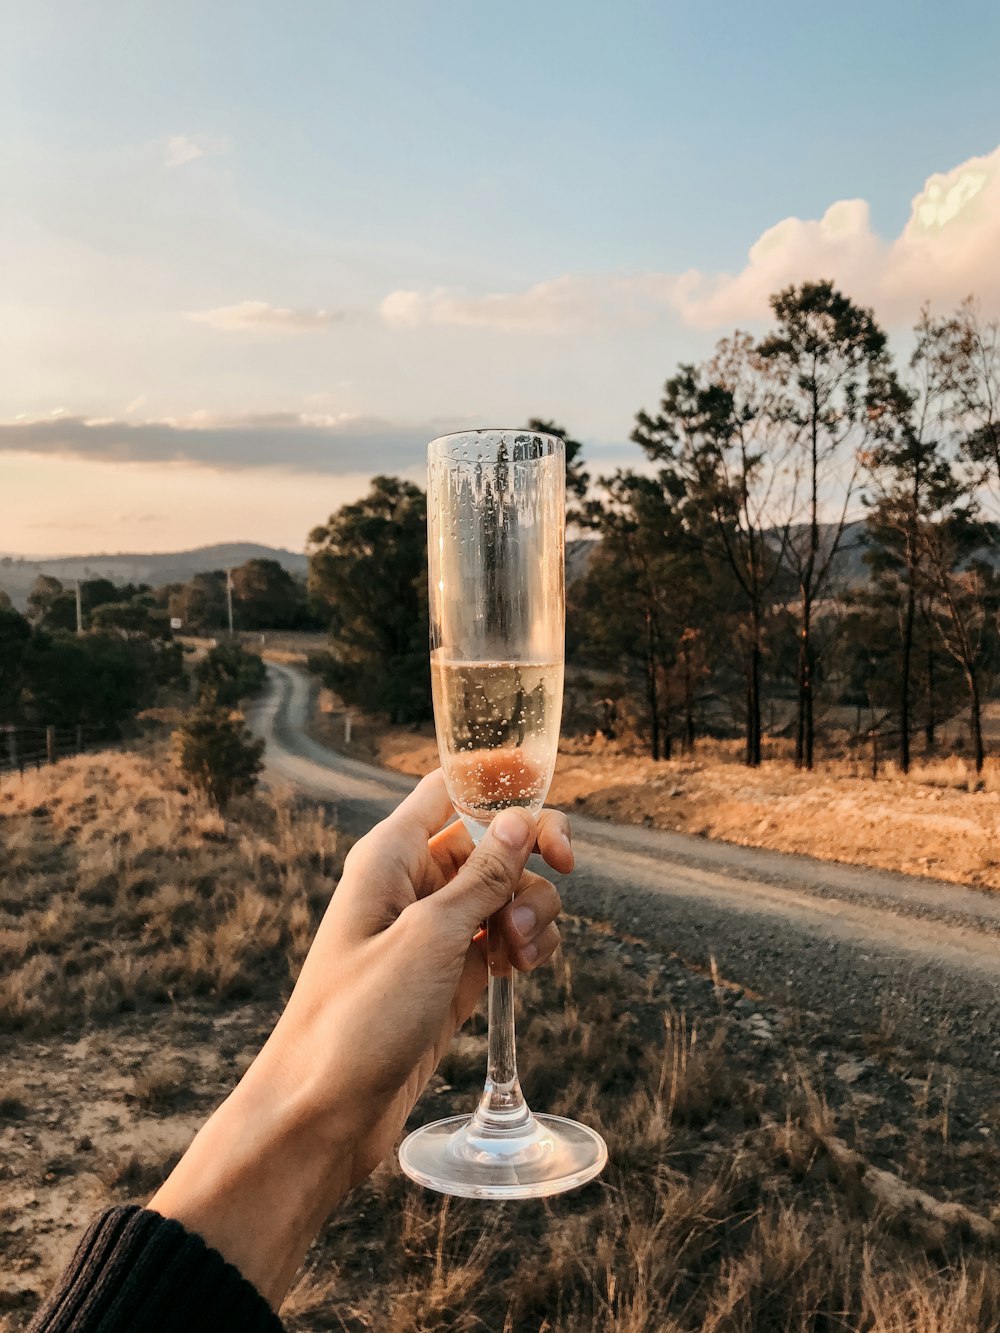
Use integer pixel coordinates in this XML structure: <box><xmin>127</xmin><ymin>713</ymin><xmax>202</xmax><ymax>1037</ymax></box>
<box><xmin>251</xmin><ymin>662</ymin><xmax>1000</xmax><ymax>1073</ymax></box>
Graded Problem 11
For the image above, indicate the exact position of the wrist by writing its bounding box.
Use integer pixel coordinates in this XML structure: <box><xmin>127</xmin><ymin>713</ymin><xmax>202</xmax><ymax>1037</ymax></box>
<box><xmin>150</xmin><ymin>1059</ymin><xmax>354</xmax><ymax>1309</ymax></box>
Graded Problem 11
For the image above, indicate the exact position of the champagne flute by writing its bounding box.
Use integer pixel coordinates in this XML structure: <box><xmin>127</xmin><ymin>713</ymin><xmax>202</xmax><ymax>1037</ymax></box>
<box><xmin>398</xmin><ymin>428</ymin><xmax>608</xmax><ymax>1199</ymax></box>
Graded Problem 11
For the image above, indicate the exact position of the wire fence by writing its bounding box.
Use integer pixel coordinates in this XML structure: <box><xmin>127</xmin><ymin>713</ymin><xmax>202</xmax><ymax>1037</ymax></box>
<box><xmin>0</xmin><ymin>723</ymin><xmax>106</xmax><ymax>778</ymax></box>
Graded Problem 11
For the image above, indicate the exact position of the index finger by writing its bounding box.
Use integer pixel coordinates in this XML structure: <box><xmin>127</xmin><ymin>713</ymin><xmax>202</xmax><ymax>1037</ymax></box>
<box><xmin>427</xmin><ymin>806</ymin><xmax>574</xmax><ymax>884</ymax></box>
<box><xmin>535</xmin><ymin>808</ymin><xmax>574</xmax><ymax>874</ymax></box>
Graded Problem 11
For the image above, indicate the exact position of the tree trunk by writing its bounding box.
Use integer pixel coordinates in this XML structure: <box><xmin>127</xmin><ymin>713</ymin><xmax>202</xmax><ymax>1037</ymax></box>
<box><xmin>747</xmin><ymin>611</ymin><xmax>763</xmax><ymax>768</ymax></box>
<box><xmin>682</xmin><ymin>642</ymin><xmax>695</xmax><ymax>755</ymax></box>
<box><xmin>900</xmin><ymin>578</ymin><xmax>916</xmax><ymax>774</ymax></box>
<box><xmin>660</xmin><ymin>666</ymin><xmax>673</xmax><ymax>762</ymax></box>
<box><xmin>645</xmin><ymin>612</ymin><xmax>660</xmax><ymax>762</ymax></box>
<box><xmin>969</xmin><ymin>671</ymin><xmax>985</xmax><ymax>775</ymax></box>
<box><xmin>799</xmin><ymin>379</ymin><xmax>820</xmax><ymax>773</ymax></box>
<box><xmin>925</xmin><ymin>640</ymin><xmax>936</xmax><ymax>753</ymax></box>
<box><xmin>797</xmin><ymin>598</ymin><xmax>814</xmax><ymax>770</ymax></box>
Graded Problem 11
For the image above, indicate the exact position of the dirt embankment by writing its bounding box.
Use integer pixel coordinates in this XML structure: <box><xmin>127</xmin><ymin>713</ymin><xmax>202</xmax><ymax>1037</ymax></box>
<box><xmin>311</xmin><ymin>690</ymin><xmax>1000</xmax><ymax>891</ymax></box>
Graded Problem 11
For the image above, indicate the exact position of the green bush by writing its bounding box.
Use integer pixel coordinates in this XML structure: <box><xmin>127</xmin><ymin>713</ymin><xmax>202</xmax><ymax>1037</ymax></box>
<box><xmin>172</xmin><ymin>697</ymin><xmax>265</xmax><ymax>808</ymax></box>
<box><xmin>195</xmin><ymin>642</ymin><xmax>267</xmax><ymax>706</ymax></box>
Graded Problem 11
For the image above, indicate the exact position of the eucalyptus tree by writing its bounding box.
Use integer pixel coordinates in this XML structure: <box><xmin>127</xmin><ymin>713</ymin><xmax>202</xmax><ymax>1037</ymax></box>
<box><xmin>758</xmin><ymin>280</ymin><xmax>891</xmax><ymax>769</ymax></box>
<box><xmin>633</xmin><ymin>332</ymin><xmax>798</xmax><ymax>766</ymax></box>
<box><xmin>308</xmin><ymin>476</ymin><xmax>430</xmax><ymax>724</ymax></box>
<box><xmin>575</xmin><ymin>468</ymin><xmax>707</xmax><ymax>760</ymax></box>
<box><xmin>861</xmin><ymin>308</ymin><xmax>958</xmax><ymax>772</ymax></box>
<box><xmin>939</xmin><ymin>298</ymin><xmax>1000</xmax><ymax>505</ymax></box>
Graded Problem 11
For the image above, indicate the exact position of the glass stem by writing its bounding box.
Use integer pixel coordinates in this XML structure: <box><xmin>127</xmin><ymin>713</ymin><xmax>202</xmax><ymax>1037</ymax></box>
<box><xmin>474</xmin><ymin>913</ymin><xmax>531</xmax><ymax>1132</ymax></box>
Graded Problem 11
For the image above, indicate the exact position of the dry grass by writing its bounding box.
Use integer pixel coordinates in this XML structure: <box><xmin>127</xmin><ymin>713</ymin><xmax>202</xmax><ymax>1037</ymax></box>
<box><xmin>0</xmin><ymin>749</ymin><xmax>342</xmax><ymax>1034</ymax></box>
<box><xmin>273</xmin><ymin>962</ymin><xmax>1000</xmax><ymax>1332</ymax></box>
<box><xmin>3</xmin><ymin>751</ymin><xmax>1000</xmax><ymax>1331</ymax></box>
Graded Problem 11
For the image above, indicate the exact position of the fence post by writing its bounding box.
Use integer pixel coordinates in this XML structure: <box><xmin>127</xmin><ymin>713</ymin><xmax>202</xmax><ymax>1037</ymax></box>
<box><xmin>46</xmin><ymin>725</ymin><xmax>55</xmax><ymax>766</ymax></box>
<box><xmin>76</xmin><ymin>724</ymin><xmax>84</xmax><ymax>754</ymax></box>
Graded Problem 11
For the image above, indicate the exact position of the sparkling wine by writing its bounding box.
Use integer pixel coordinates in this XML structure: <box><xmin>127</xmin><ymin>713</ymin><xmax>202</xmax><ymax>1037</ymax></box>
<box><xmin>431</xmin><ymin>653</ymin><xmax>563</xmax><ymax>830</ymax></box>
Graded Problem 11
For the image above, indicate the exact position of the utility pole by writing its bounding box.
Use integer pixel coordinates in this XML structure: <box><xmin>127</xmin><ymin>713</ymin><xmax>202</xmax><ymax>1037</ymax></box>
<box><xmin>75</xmin><ymin>580</ymin><xmax>83</xmax><ymax>635</ymax></box>
<box><xmin>226</xmin><ymin>569</ymin><xmax>235</xmax><ymax>638</ymax></box>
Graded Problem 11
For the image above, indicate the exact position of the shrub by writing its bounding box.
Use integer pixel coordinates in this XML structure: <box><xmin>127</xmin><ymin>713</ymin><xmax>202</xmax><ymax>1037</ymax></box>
<box><xmin>195</xmin><ymin>642</ymin><xmax>267</xmax><ymax>706</ymax></box>
<box><xmin>172</xmin><ymin>698</ymin><xmax>264</xmax><ymax>808</ymax></box>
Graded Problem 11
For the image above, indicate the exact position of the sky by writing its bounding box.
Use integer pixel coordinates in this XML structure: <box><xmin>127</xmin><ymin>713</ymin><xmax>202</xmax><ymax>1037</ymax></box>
<box><xmin>2</xmin><ymin>0</ymin><xmax>1000</xmax><ymax>556</ymax></box>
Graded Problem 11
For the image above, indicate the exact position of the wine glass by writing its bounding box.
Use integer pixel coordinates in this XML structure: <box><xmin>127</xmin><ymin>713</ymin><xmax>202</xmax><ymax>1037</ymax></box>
<box><xmin>397</xmin><ymin>428</ymin><xmax>608</xmax><ymax>1199</ymax></box>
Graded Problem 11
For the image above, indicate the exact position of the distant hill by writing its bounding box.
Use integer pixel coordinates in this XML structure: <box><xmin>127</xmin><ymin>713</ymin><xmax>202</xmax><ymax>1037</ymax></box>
<box><xmin>0</xmin><ymin>543</ymin><xmax>309</xmax><ymax>611</ymax></box>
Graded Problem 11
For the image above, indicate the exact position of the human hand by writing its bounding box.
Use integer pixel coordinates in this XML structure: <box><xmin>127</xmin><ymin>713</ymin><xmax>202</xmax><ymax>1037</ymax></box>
<box><xmin>151</xmin><ymin>771</ymin><xmax>572</xmax><ymax>1306</ymax></box>
<box><xmin>260</xmin><ymin>768</ymin><xmax>571</xmax><ymax>1179</ymax></box>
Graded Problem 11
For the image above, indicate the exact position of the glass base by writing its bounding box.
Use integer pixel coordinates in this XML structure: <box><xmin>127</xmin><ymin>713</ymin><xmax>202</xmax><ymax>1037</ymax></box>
<box><xmin>398</xmin><ymin>1110</ymin><xmax>608</xmax><ymax>1200</ymax></box>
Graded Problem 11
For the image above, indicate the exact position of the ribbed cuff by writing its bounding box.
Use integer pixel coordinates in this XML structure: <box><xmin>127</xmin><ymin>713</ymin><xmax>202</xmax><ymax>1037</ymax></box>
<box><xmin>28</xmin><ymin>1205</ymin><xmax>285</xmax><ymax>1332</ymax></box>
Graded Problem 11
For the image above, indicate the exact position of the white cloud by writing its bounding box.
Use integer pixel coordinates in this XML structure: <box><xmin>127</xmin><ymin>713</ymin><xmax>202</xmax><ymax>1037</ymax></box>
<box><xmin>186</xmin><ymin>300</ymin><xmax>341</xmax><ymax>334</ymax></box>
<box><xmin>674</xmin><ymin>146</ymin><xmax>1000</xmax><ymax>327</ymax></box>
<box><xmin>380</xmin><ymin>273</ymin><xmax>690</xmax><ymax>334</ymax></box>
<box><xmin>381</xmin><ymin>144</ymin><xmax>1000</xmax><ymax>334</ymax></box>
<box><xmin>163</xmin><ymin>133</ymin><xmax>230</xmax><ymax>169</ymax></box>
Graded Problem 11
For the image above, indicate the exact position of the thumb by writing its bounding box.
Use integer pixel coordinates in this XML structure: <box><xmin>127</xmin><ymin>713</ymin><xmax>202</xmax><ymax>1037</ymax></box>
<box><xmin>432</xmin><ymin>808</ymin><xmax>537</xmax><ymax>937</ymax></box>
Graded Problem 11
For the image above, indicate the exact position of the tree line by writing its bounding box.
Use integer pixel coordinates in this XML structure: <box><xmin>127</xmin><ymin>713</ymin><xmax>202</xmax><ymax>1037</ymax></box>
<box><xmin>0</xmin><ymin>579</ymin><xmax>184</xmax><ymax>733</ymax></box>
<box><xmin>307</xmin><ymin>283</ymin><xmax>1000</xmax><ymax>774</ymax></box>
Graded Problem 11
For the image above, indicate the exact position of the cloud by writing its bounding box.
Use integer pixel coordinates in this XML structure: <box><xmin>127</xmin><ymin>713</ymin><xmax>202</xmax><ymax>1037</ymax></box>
<box><xmin>381</xmin><ymin>144</ymin><xmax>1000</xmax><ymax>333</ymax></box>
<box><xmin>0</xmin><ymin>412</ymin><xmax>462</xmax><ymax>475</ymax></box>
<box><xmin>674</xmin><ymin>145</ymin><xmax>1000</xmax><ymax>328</ymax></box>
<box><xmin>163</xmin><ymin>134</ymin><xmax>230</xmax><ymax>169</ymax></box>
<box><xmin>186</xmin><ymin>300</ymin><xmax>341</xmax><ymax>333</ymax></box>
<box><xmin>380</xmin><ymin>273</ymin><xmax>690</xmax><ymax>334</ymax></box>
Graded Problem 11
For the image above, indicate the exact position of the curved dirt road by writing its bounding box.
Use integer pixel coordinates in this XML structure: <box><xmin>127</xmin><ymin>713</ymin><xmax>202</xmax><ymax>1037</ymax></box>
<box><xmin>252</xmin><ymin>662</ymin><xmax>1000</xmax><ymax>1070</ymax></box>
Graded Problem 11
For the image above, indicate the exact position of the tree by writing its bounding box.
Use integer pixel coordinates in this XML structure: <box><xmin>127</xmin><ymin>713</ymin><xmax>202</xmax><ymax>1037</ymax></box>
<box><xmin>195</xmin><ymin>642</ymin><xmax>267</xmax><ymax>706</ymax></box>
<box><xmin>90</xmin><ymin>600</ymin><xmax>173</xmax><ymax>642</ymax></box>
<box><xmin>758</xmin><ymin>280</ymin><xmax>891</xmax><ymax>769</ymax></box>
<box><xmin>79</xmin><ymin>578</ymin><xmax>119</xmax><ymax>617</ymax></box>
<box><xmin>938</xmin><ymin>297</ymin><xmax>1000</xmax><ymax>506</ymax></box>
<box><xmin>633</xmin><ymin>333</ymin><xmax>797</xmax><ymax>766</ymax></box>
<box><xmin>308</xmin><ymin>476</ymin><xmax>431</xmax><ymax>724</ymax></box>
<box><xmin>23</xmin><ymin>630</ymin><xmax>150</xmax><ymax>732</ymax></box>
<box><xmin>230</xmin><ymin>558</ymin><xmax>306</xmax><ymax>630</ymax></box>
<box><xmin>173</xmin><ymin>698</ymin><xmax>264</xmax><ymax>808</ymax></box>
<box><xmin>90</xmin><ymin>600</ymin><xmax>185</xmax><ymax>692</ymax></box>
<box><xmin>26</xmin><ymin>575</ymin><xmax>78</xmax><ymax>632</ymax></box>
<box><xmin>526</xmin><ymin>418</ymin><xmax>589</xmax><ymax>508</ymax></box>
<box><xmin>861</xmin><ymin>309</ymin><xmax>959</xmax><ymax>772</ymax></box>
<box><xmin>920</xmin><ymin>514</ymin><xmax>1000</xmax><ymax>774</ymax></box>
<box><xmin>575</xmin><ymin>470</ymin><xmax>707</xmax><ymax>759</ymax></box>
<box><xmin>0</xmin><ymin>608</ymin><xmax>31</xmax><ymax>722</ymax></box>
<box><xmin>168</xmin><ymin>571</ymin><xmax>228</xmax><ymax>634</ymax></box>
<box><xmin>26</xmin><ymin>575</ymin><xmax>65</xmax><ymax>626</ymax></box>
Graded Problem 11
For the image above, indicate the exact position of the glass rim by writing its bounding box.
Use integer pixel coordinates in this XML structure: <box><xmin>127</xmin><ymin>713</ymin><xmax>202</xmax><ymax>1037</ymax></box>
<box><xmin>428</xmin><ymin>427</ymin><xmax>564</xmax><ymax>460</ymax></box>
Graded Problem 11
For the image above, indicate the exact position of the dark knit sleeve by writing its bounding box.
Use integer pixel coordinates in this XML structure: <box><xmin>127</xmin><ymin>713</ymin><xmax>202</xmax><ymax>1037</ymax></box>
<box><xmin>27</xmin><ymin>1205</ymin><xmax>285</xmax><ymax>1333</ymax></box>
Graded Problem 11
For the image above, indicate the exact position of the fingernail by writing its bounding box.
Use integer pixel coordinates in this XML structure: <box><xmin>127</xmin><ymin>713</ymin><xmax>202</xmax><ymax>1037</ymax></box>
<box><xmin>560</xmin><ymin>832</ymin><xmax>573</xmax><ymax>858</ymax></box>
<box><xmin>521</xmin><ymin>941</ymin><xmax>539</xmax><ymax>964</ymax></box>
<box><xmin>511</xmin><ymin>904</ymin><xmax>536</xmax><ymax>938</ymax></box>
<box><xmin>492</xmin><ymin>808</ymin><xmax>533</xmax><ymax>850</ymax></box>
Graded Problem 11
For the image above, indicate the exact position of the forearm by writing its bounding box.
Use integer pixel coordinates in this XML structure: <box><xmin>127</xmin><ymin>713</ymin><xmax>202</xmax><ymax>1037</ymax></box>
<box><xmin>149</xmin><ymin>1062</ymin><xmax>353</xmax><ymax>1310</ymax></box>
